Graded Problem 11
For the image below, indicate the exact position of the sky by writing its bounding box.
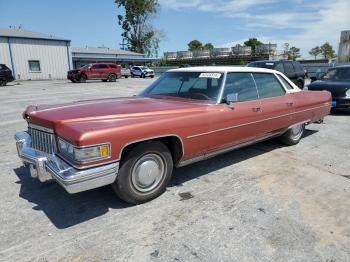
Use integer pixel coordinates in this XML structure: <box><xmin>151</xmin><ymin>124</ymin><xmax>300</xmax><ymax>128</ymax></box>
<box><xmin>0</xmin><ymin>0</ymin><xmax>349</xmax><ymax>59</ymax></box>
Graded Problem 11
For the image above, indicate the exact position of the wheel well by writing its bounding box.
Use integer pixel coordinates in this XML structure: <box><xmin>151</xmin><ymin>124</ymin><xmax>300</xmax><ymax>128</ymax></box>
<box><xmin>120</xmin><ymin>136</ymin><xmax>184</xmax><ymax>166</ymax></box>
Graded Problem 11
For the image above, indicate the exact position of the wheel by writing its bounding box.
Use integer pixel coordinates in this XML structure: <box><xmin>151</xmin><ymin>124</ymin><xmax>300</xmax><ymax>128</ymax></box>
<box><xmin>70</xmin><ymin>79</ymin><xmax>77</xmax><ymax>83</ymax></box>
<box><xmin>150</xmin><ymin>75</ymin><xmax>154</xmax><ymax>78</ymax></box>
<box><xmin>297</xmin><ymin>81</ymin><xmax>304</xmax><ymax>89</ymax></box>
<box><xmin>112</xmin><ymin>141</ymin><xmax>173</xmax><ymax>204</ymax></box>
<box><xmin>131</xmin><ymin>73</ymin><xmax>135</xmax><ymax>78</ymax></box>
<box><xmin>124</xmin><ymin>75</ymin><xmax>129</xmax><ymax>79</ymax></box>
<box><xmin>141</xmin><ymin>73</ymin><xmax>145</xmax><ymax>78</ymax></box>
<box><xmin>108</xmin><ymin>74</ymin><xmax>117</xmax><ymax>82</ymax></box>
<box><xmin>0</xmin><ymin>80</ymin><xmax>6</xmax><ymax>86</ymax></box>
<box><xmin>79</xmin><ymin>74</ymin><xmax>87</xmax><ymax>83</ymax></box>
<box><xmin>279</xmin><ymin>123</ymin><xmax>305</xmax><ymax>145</ymax></box>
<box><xmin>102</xmin><ymin>79</ymin><xmax>108</xmax><ymax>82</ymax></box>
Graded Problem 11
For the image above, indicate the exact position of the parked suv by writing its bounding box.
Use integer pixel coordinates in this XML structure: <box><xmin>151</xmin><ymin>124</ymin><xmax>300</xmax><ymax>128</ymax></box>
<box><xmin>0</xmin><ymin>64</ymin><xmax>14</xmax><ymax>86</ymax></box>
<box><xmin>248</xmin><ymin>60</ymin><xmax>305</xmax><ymax>89</ymax></box>
<box><xmin>67</xmin><ymin>63</ymin><xmax>121</xmax><ymax>83</ymax></box>
<box><xmin>130</xmin><ymin>66</ymin><xmax>155</xmax><ymax>78</ymax></box>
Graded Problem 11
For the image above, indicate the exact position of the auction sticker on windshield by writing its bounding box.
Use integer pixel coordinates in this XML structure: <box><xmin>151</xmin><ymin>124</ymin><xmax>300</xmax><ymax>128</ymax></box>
<box><xmin>199</xmin><ymin>73</ymin><xmax>222</xmax><ymax>79</ymax></box>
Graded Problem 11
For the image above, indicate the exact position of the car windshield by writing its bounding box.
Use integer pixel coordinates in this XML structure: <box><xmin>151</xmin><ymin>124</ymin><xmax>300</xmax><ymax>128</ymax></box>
<box><xmin>81</xmin><ymin>64</ymin><xmax>91</xmax><ymax>69</ymax></box>
<box><xmin>140</xmin><ymin>71</ymin><xmax>224</xmax><ymax>103</ymax></box>
<box><xmin>322</xmin><ymin>68</ymin><xmax>350</xmax><ymax>81</ymax></box>
<box><xmin>140</xmin><ymin>66</ymin><xmax>148</xmax><ymax>70</ymax></box>
<box><xmin>248</xmin><ymin>62</ymin><xmax>275</xmax><ymax>69</ymax></box>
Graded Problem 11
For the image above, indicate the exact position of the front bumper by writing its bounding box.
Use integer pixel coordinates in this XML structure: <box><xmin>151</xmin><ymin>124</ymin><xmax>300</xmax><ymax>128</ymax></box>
<box><xmin>15</xmin><ymin>131</ymin><xmax>119</xmax><ymax>193</ymax></box>
<box><xmin>332</xmin><ymin>97</ymin><xmax>350</xmax><ymax>108</ymax></box>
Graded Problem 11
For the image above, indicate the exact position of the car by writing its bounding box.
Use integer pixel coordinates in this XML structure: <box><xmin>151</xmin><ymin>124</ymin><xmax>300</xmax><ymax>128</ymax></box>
<box><xmin>130</xmin><ymin>66</ymin><xmax>155</xmax><ymax>78</ymax></box>
<box><xmin>121</xmin><ymin>68</ymin><xmax>131</xmax><ymax>78</ymax></box>
<box><xmin>67</xmin><ymin>63</ymin><xmax>121</xmax><ymax>83</ymax></box>
<box><xmin>308</xmin><ymin>65</ymin><xmax>350</xmax><ymax>109</ymax></box>
<box><xmin>15</xmin><ymin>66</ymin><xmax>331</xmax><ymax>204</ymax></box>
<box><xmin>248</xmin><ymin>60</ymin><xmax>306</xmax><ymax>89</ymax></box>
<box><xmin>0</xmin><ymin>64</ymin><xmax>14</xmax><ymax>86</ymax></box>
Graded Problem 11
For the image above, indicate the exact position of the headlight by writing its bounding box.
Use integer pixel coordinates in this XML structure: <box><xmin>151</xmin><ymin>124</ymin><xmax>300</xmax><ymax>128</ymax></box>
<box><xmin>58</xmin><ymin>138</ymin><xmax>110</xmax><ymax>163</ymax></box>
<box><xmin>346</xmin><ymin>89</ymin><xmax>350</xmax><ymax>97</ymax></box>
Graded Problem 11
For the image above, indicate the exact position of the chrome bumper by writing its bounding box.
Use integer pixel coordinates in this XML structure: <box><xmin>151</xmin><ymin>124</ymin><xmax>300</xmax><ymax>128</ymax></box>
<box><xmin>15</xmin><ymin>131</ymin><xmax>119</xmax><ymax>194</ymax></box>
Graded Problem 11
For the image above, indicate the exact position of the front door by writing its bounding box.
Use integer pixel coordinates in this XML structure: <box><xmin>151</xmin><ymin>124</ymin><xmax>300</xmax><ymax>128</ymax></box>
<box><xmin>202</xmin><ymin>72</ymin><xmax>265</xmax><ymax>153</ymax></box>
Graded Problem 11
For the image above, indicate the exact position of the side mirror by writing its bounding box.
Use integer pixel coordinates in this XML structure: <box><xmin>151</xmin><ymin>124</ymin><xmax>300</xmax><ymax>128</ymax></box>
<box><xmin>225</xmin><ymin>93</ymin><xmax>238</xmax><ymax>109</ymax></box>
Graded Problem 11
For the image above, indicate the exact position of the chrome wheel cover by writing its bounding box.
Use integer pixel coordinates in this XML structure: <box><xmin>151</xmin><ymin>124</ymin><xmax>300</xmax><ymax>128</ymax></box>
<box><xmin>290</xmin><ymin>124</ymin><xmax>303</xmax><ymax>140</ymax></box>
<box><xmin>131</xmin><ymin>153</ymin><xmax>165</xmax><ymax>193</ymax></box>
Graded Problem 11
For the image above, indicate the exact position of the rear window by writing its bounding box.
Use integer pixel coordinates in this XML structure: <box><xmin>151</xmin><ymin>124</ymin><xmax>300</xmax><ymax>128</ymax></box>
<box><xmin>276</xmin><ymin>74</ymin><xmax>294</xmax><ymax>90</ymax></box>
<box><xmin>109</xmin><ymin>64</ymin><xmax>118</xmax><ymax>68</ymax></box>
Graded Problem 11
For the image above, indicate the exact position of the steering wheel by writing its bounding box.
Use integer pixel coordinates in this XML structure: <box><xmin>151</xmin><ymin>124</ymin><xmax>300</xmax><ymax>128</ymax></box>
<box><xmin>191</xmin><ymin>92</ymin><xmax>211</xmax><ymax>100</ymax></box>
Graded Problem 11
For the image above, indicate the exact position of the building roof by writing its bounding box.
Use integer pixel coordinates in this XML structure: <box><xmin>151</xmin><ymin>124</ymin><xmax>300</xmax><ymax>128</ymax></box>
<box><xmin>71</xmin><ymin>47</ymin><xmax>144</xmax><ymax>57</ymax></box>
<box><xmin>0</xmin><ymin>28</ymin><xmax>70</xmax><ymax>41</ymax></box>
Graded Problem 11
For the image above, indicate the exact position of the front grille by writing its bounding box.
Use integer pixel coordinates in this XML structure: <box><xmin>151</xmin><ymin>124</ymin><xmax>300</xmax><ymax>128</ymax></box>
<box><xmin>29</xmin><ymin>127</ymin><xmax>55</xmax><ymax>154</ymax></box>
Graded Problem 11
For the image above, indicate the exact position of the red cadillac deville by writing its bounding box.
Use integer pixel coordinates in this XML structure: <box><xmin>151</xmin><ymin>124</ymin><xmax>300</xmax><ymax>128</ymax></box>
<box><xmin>15</xmin><ymin>67</ymin><xmax>331</xmax><ymax>204</ymax></box>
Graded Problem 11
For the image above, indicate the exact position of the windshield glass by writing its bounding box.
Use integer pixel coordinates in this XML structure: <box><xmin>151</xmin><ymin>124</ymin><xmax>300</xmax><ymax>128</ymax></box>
<box><xmin>140</xmin><ymin>66</ymin><xmax>148</xmax><ymax>70</ymax></box>
<box><xmin>322</xmin><ymin>68</ymin><xmax>350</xmax><ymax>81</ymax></box>
<box><xmin>140</xmin><ymin>71</ymin><xmax>224</xmax><ymax>103</ymax></box>
<box><xmin>81</xmin><ymin>64</ymin><xmax>91</xmax><ymax>69</ymax></box>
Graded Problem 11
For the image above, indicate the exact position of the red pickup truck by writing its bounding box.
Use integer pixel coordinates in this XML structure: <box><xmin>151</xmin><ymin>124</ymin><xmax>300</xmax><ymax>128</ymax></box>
<box><xmin>67</xmin><ymin>63</ymin><xmax>122</xmax><ymax>83</ymax></box>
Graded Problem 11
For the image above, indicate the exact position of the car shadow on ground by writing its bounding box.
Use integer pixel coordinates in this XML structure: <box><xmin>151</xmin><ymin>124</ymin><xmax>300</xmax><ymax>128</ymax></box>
<box><xmin>13</xmin><ymin>128</ymin><xmax>318</xmax><ymax>229</ymax></box>
<box><xmin>331</xmin><ymin>109</ymin><xmax>350</xmax><ymax>116</ymax></box>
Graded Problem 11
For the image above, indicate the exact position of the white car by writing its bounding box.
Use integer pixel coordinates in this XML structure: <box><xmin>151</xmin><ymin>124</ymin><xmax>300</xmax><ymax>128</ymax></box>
<box><xmin>131</xmin><ymin>66</ymin><xmax>155</xmax><ymax>78</ymax></box>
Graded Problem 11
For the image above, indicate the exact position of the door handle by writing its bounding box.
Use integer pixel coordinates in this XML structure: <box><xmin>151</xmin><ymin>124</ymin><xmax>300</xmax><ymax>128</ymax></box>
<box><xmin>286</xmin><ymin>102</ymin><xmax>294</xmax><ymax>106</ymax></box>
<box><xmin>251</xmin><ymin>107</ymin><xmax>261</xmax><ymax>112</ymax></box>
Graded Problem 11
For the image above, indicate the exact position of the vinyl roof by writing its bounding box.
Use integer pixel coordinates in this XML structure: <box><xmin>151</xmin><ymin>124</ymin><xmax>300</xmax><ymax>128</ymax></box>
<box><xmin>0</xmin><ymin>28</ymin><xmax>70</xmax><ymax>41</ymax></box>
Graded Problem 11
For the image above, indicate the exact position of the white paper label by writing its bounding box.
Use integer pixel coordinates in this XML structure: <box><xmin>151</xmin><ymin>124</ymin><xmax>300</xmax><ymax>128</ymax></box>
<box><xmin>199</xmin><ymin>73</ymin><xmax>222</xmax><ymax>79</ymax></box>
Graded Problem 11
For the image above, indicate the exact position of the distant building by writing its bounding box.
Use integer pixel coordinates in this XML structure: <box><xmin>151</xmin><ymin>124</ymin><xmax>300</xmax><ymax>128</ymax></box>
<box><xmin>338</xmin><ymin>30</ymin><xmax>350</xmax><ymax>62</ymax></box>
<box><xmin>0</xmin><ymin>28</ymin><xmax>71</xmax><ymax>80</ymax></box>
<box><xmin>71</xmin><ymin>47</ymin><xmax>156</xmax><ymax>69</ymax></box>
<box><xmin>0</xmin><ymin>28</ymin><xmax>155</xmax><ymax>80</ymax></box>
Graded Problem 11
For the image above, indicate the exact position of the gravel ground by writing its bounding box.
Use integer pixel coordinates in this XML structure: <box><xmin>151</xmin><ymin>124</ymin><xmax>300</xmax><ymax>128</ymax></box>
<box><xmin>0</xmin><ymin>78</ymin><xmax>349</xmax><ymax>262</ymax></box>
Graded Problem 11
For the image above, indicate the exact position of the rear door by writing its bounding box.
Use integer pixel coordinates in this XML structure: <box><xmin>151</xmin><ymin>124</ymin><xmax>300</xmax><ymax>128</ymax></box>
<box><xmin>252</xmin><ymin>73</ymin><xmax>295</xmax><ymax>135</ymax></box>
<box><xmin>283</xmin><ymin>61</ymin><xmax>297</xmax><ymax>84</ymax></box>
<box><xmin>89</xmin><ymin>64</ymin><xmax>100</xmax><ymax>78</ymax></box>
<box><xmin>98</xmin><ymin>64</ymin><xmax>109</xmax><ymax>79</ymax></box>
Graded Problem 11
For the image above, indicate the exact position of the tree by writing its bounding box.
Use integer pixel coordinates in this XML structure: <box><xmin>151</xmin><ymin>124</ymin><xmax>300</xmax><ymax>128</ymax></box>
<box><xmin>309</xmin><ymin>46</ymin><xmax>321</xmax><ymax>59</ymax></box>
<box><xmin>320</xmin><ymin>42</ymin><xmax>336</xmax><ymax>59</ymax></box>
<box><xmin>244</xmin><ymin>38</ymin><xmax>263</xmax><ymax>53</ymax></box>
<box><xmin>288</xmin><ymin>46</ymin><xmax>301</xmax><ymax>60</ymax></box>
<box><xmin>188</xmin><ymin>40</ymin><xmax>203</xmax><ymax>51</ymax></box>
<box><xmin>203</xmin><ymin>43</ymin><xmax>214</xmax><ymax>51</ymax></box>
<box><xmin>116</xmin><ymin>0</ymin><xmax>160</xmax><ymax>56</ymax></box>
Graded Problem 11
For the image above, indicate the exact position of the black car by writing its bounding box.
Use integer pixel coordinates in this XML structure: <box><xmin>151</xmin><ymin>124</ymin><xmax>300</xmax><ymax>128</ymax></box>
<box><xmin>247</xmin><ymin>60</ymin><xmax>305</xmax><ymax>89</ymax></box>
<box><xmin>0</xmin><ymin>64</ymin><xmax>14</xmax><ymax>86</ymax></box>
<box><xmin>308</xmin><ymin>65</ymin><xmax>350</xmax><ymax>109</ymax></box>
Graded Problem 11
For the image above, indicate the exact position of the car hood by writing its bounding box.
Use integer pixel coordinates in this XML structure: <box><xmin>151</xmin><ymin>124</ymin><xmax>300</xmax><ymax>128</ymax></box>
<box><xmin>24</xmin><ymin>96</ymin><xmax>208</xmax><ymax>141</ymax></box>
<box><xmin>308</xmin><ymin>80</ymin><xmax>350</xmax><ymax>96</ymax></box>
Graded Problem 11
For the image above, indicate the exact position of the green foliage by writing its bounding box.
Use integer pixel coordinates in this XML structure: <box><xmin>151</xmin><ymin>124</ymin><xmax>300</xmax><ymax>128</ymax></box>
<box><xmin>153</xmin><ymin>58</ymin><xmax>167</xmax><ymax>66</ymax></box>
<box><xmin>116</xmin><ymin>0</ymin><xmax>160</xmax><ymax>56</ymax></box>
<box><xmin>203</xmin><ymin>43</ymin><xmax>214</xmax><ymax>51</ymax></box>
<box><xmin>288</xmin><ymin>46</ymin><xmax>301</xmax><ymax>60</ymax></box>
<box><xmin>320</xmin><ymin>42</ymin><xmax>336</xmax><ymax>59</ymax></box>
<box><xmin>283</xmin><ymin>43</ymin><xmax>301</xmax><ymax>60</ymax></box>
<box><xmin>239</xmin><ymin>59</ymin><xmax>247</xmax><ymax>65</ymax></box>
<box><xmin>188</xmin><ymin>40</ymin><xmax>203</xmax><ymax>51</ymax></box>
<box><xmin>244</xmin><ymin>38</ymin><xmax>263</xmax><ymax>52</ymax></box>
<box><xmin>309</xmin><ymin>46</ymin><xmax>321</xmax><ymax>59</ymax></box>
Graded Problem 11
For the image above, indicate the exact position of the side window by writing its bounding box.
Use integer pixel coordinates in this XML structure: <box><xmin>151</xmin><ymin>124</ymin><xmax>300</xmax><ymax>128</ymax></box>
<box><xmin>253</xmin><ymin>73</ymin><xmax>286</xmax><ymax>98</ymax></box>
<box><xmin>223</xmin><ymin>73</ymin><xmax>258</xmax><ymax>102</ymax></box>
<box><xmin>91</xmin><ymin>64</ymin><xmax>99</xmax><ymax>69</ymax></box>
<box><xmin>276</xmin><ymin>74</ymin><xmax>294</xmax><ymax>90</ymax></box>
<box><xmin>109</xmin><ymin>64</ymin><xmax>117</xmax><ymax>69</ymax></box>
<box><xmin>28</xmin><ymin>60</ymin><xmax>41</xmax><ymax>72</ymax></box>
<box><xmin>292</xmin><ymin>62</ymin><xmax>303</xmax><ymax>73</ymax></box>
<box><xmin>283</xmin><ymin>62</ymin><xmax>294</xmax><ymax>74</ymax></box>
<box><xmin>275</xmin><ymin>63</ymin><xmax>284</xmax><ymax>73</ymax></box>
<box><xmin>99</xmin><ymin>64</ymin><xmax>108</xmax><ymax>69</ymax></box>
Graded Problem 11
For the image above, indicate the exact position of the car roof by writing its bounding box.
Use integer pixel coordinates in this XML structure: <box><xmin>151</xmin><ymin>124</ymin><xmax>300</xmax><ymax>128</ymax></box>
<box><xmin>169</xmin><ymin>66</ymin><xmax>278</xmax><ymax>74</ymax></box>
<box><xmin>334</xmin><ymin>65</ymin><xmax>350</xmax><ymax>69</ymax></box>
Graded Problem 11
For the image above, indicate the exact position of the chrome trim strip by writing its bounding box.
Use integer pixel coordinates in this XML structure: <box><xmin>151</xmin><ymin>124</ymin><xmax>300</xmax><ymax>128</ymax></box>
<box><xmin>187</xmin><ymin>104</ymin><xmax>329</xmax><ymax>139</ymax></box>
<box><xmin>178</xmin><ymin>131</ymin><xmax>284</xmax><ymax>167</ymax></box>
<box><xmin>28</xmin><ymin>123</ymin><xmax>54</xmax><ymax>133</ymax></box>
<box><xmin>118</xmin><ymin>134</ymin><xmax>185</xmax><ymax>163</ymax></box>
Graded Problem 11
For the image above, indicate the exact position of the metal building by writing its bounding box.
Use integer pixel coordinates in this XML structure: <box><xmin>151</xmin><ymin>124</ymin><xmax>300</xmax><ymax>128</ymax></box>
<box><xmin>71</xmin><ymin>47</ymin><xmax>156</xmax><ymax>69</ymax></box>
<box><xmin>0</xmin><ymin>28</ymin><xmax>71</xmax><ymax>80</ymax></box>
<box><xmin>338</xmin><ymin>30</ymin><xmax>350</xmax><ymax>62</ymax></box>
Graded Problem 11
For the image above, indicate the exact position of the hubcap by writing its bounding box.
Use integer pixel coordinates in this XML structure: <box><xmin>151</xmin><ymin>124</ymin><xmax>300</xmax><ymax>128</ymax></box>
<box><xmin>131</xmin><ymin>154</ymin><xmax>165</xmax><ymax>193</ymax></box>
<box><xmin>290</xmin><ymin>124</ymin><xmax>303</xmax><ymax>140</ymax></box>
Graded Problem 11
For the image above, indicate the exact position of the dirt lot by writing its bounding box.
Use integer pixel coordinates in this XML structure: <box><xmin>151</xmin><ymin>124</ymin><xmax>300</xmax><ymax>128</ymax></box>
<box><xmin>0</xmin><ymin>78</ymin><xmax>349</xmax><ymax>262</ymax></box>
